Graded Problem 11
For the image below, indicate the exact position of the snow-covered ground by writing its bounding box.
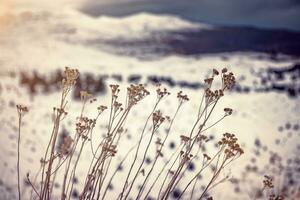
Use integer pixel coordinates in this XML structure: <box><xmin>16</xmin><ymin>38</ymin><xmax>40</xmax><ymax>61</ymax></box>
<box><xmin>1</xmin><ymin>6</ymin><xmax>300</xmax><ymax>200</ymax></box>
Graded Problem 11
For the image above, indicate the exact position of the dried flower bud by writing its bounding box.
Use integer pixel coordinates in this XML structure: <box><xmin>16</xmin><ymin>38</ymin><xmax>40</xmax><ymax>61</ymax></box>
<box><xmin>213</xmin><ymin>69</ymin><xmax>219</xmax><ymax>76</ymax></box>
<box><xmin>263</xmin><ymin>175</ymin><xmax>274</xmax><ymax>189</ymax></box>
<box><xmin>62</xmin><ymin>67</ymin><xmax>79</xmax><ymax>87</ymax></box>
<box><xmin>16</xmin><ymin>104</ymin><xmax>29</xmax><ymax>115</ymax></box>
<box><xmin>80</xmin><ymin>91</ymin><xmax>92</xmax><ymax>101</ymax></box>
<box><xmin>156</xmin><ymin>87</ymin><xmax>170</xmax><ymax>99</ymax></box>
<box><xmin>177</xmin><ymin>91</ymin><xmax>189</xmax><ymax>103</ymax></box>
<box><xmin>222</xmin><ymin>68</ymin><xmax>228</xmax><ymax>73</ymax></box>
<box><xmin>180</xmin><ymin>135</ymin><xmax>191</xmax><ymax>143</ymax></box>
<box><xmin>203</xmin><ymin>153</ymin><xmax>211</xmax><ymax>160</ymax></box>
<box><xmin>127</xmin><ymin>84</ymin><xmax>149</xmax><ymax>107</ymax></box>
<box><xmin>224</xmin><ymin>108</ymin><xmax>233</xmax><ymax>116</ymax></box>
<box><xmin>152</xmin><ymin>110</ymin><xmax>165</xmax><ymax>129</ymax></box>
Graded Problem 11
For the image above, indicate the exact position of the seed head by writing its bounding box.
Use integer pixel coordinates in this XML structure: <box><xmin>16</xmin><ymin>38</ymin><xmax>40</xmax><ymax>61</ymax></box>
<box><xmin>62</xmin><ymin>67</ymin><xmax>79</xmax><ymax>88</ymax></box>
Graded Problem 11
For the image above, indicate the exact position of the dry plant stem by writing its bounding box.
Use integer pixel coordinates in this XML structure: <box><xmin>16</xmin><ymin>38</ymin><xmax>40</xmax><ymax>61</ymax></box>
<box><xmin>94</xmin><ymin>110</ymin><xmax>130</xmax><ymax>198</ymax></box>
<box><xmin>178</xmin><ymin>147</ymin><xmax>225</xmax><ymax>199</ymax></box>
<box><xmin>190</xmin><ymin>176</ymin><xmax>199</xmax><ymax>200</ymax></box>
<box><xmin>144</xmin><ymin>145</ymin><xmax>183</xmax><ymax>200</ymax></box>
<box><xmin>123</xmin><ymin>123</ymin><xmax>157</xmax><ymax>199</ymax></box>
<box><xmin>81</xmin><ymin>108</ymin><xmax>130</xmax><ymax>199</ymax></box>
<box><xmin>206</xmin><ymin>175</ymin><xmax>230</xmax><ymax>192</ymax></box>
<box><xmin>161</xmin><ymin>99</ymin><xmax>219</xmax><ymax>200</ymax></box>
<box><xmin>66</xmin><ymin>139</ymin><xmax>87</xmax><ymax>200</ymax></box>
<box><xmin>136</xmin><ymin>104</ymin><xmax>182</xmax><ymax>200</ymax></box>
<box><xmin>41</xmin><ymin>88</ymin><xmax>70</xmax><ymax>200</ymax></box>
<box><xmin>49</xmin><ymin>158</ymin><xmax>61</xmax><ymax>198</ymax></box>
<box><xmin>118</xmin><ymin>100</ymin><xmax>160</xmax><ymax>200</ymax></box>
<box><xmin>67</xmin><ymin>111</ymin><xmax>102</xmax><ymax>200</ymax></box>
<box><xmin>27</xmin><ymin>175</ymin><xmax>41</xmax><ymax>199</ymax></box>
<box><xmin>98</xmin><ymin>112</ymin><xmax>126</xmax><ymax>188</ymax></box>
<box><xmin>199</xmin><ymin>159</ymin><xmax>226</xmax><ymax>199</ymax></box>
<box><xmin>61</xmin><ymin>135</ymin><xmax>80</xmax><ymax>200</ymax></box>
<box><xmin>30</xmin><ymin>165</ymin><xmax>42</xmax><ymax>200</ymax></box>
<box><xmin>172</xmin><ymin>113</ymin><xmax>225</xmax><ymax>192</ymax></box>
<box><xmin>17</xmin><ymin>113</ymin><xmax>22</xmax><ymax>200</ymax></box>
<box><xmin>97</xmin><ymin>134</ymin><xmax>122</xmax><ymax>199</ymax></box>
<box><xmin>101</xmin><ymin>144</ymin><xmax>137</xmax><ymax>200</ymax></box>
<box><xmin>157</xmin><ymin>145</ymin><xmax>185</xmax><ymax>199</ymax></box>
<box><xmin>81</xmin><ymin>88</ymin><xmax>131</xmax><ymax>199</ymax></box>
<box><xmin>171</xmin><ymin>144</ymin><xmax>202</xmax><ymax>193</ymax></box>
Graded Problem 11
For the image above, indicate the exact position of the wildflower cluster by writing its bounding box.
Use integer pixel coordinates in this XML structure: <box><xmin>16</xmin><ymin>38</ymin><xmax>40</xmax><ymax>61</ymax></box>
<box><xmin>221</xmin><ymin>68</ymin><xmax>236</xmax><ymax>89</ymax></box>
<box><xmin>196</xmin><ymin>134</ymin><xmax>209</xmax><ymax>143</ymax></box>
<box><xmin>97</xmin><ymin>105</ymin><xmax>108</xmax><ymax>112</ymax></box>
<box><xmin>62</xmin><ymin>67</ymin><xmax>79</xmax><ymax>88</ymax></box>
<box><xmin>127</xmin><ymin>84</ymin><xmax>150</xmax><ymax>107</ymax></box>
<box><xmin>102</xmin><ymin>143</ymin><xmax>117</xmax><ymax>157</ymax></box>
<box><xmin>180</xmin><ymin>135</ymin><xmax>191</xmax><ymax>144</ymax></box>
<box><xmin>152</xmin><ymin>110</ymin><xmax>165</xmax><ymax>130</ymax></box>
<box><xmin>218</xmin><ymin>133</ymin><xmax>244</xmax><ymax>159</ymax></box>
<box><xmin>14</xmin><ymin>67</ymin><xmax>244</xmax><ymax>200</ymax></box>
<box><xmin>263</xmin><ymin>175</ymin><xmax>274</xmax><ymax>189</ymax></box>
<box><xmin>80</xmin><ymin>90</ymin><xmax>92</xmax><ymax>101</ymax></box>
<box><xmin>177</xmin><ymin>91</ymin><xmax>189</xmax><ymax>104</ymax></box>
<box><xmin>75</xmin><ymin>117</ymin><xmax>96</xmax><ymax>137</ymax></box>
<box><xmin>156</xmin><ymin>85</ymin><xmax>170</xmax><ymax>99</ymax></box>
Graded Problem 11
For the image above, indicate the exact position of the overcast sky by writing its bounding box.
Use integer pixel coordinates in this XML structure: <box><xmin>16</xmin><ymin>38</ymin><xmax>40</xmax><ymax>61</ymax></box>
<box><xmin>80</xmin><ymin>0</ymin><xmax>300</xmax><ymax>31</ymax></box>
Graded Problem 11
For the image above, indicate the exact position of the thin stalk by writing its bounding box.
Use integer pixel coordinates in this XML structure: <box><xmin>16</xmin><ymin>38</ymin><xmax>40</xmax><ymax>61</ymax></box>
<box><xmin>17</xmin><ymin>113</ymin><xmax>22</xmax><ymax>200</ymax></box>
<box><xmin>119</xmin><ymin>101</ymin><xmax>160</xmax><ymax>200</ymax></box>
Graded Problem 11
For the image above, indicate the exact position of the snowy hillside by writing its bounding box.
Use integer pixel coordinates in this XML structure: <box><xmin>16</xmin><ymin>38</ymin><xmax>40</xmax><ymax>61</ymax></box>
<box><xmin>0</xmin><ymin>7</ymin><xmax>300</xmax><ymax>200</ymax></box>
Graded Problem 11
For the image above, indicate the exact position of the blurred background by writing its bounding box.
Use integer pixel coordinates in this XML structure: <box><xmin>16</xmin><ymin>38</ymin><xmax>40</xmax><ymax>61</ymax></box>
<box><xmin>0</xmin><ymin>0</ymin><xmax>300</xmax><ymax>199</ymax></box>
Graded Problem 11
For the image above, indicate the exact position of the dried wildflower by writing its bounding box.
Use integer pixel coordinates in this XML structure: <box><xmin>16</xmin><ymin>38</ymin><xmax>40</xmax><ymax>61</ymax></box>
<box><xmin>177</xmin><ymin>91</ymin><xmax>189</xmax><ymax>103</ymax></box>
<box><xmin>156</xmin><ymin>86</ymin><xmax>170</xmax><ymax>99</ymax></box>
<box><xmin>213</xmin><ymin>69</ymin><xmax>219</xmax><ymax>76</ymax></box>
<box><xmin>76</xmin><ymin>117</ymin><xmax>96</xmax><ymax>136</ymax></box>
<box><xmin>203</xmin><ymin>153</ymin><xmax>211</xmax><ymax>160</ymax></box>
<box><xmin>109</xmin><ymin>84</ymin><xmax>120</xmax><ymax>100</ymax></box>
<box><xmin>156</xmin><ymin>150</ymin><xmax>164</xmax><ymax>157</ymax></box>
<box><xmin>155</xmin><ymin>137</ymin><xmax>162</xmax><ymax>146</ymax></box>
<box><xmin>219</xmin><ymin>89</ymin><xmax>224</xmax><ymax>96</ymax></box>
<box><xmin>62</xmin><ymin>67</ymin><xmax>79</xmax><ymax>88</ymax></box>
<box><xmin>103</xmin><ymin>144</ymin><xmax>117</xmax><ymax>157</ymax></box>
<box><xmin>218</xmin><ymin>133</ymin><xmax>244</xmax><ymax>159</ymax></box>
<box><xmin>152</xmin><ymin>110</ymin><xmax>165</xmax><ymax>130</ymax></box>
<box><xmin>97</xmin><ymin>105</ymin><xmax>108</xmax><ymax>112</ymax></box>
<box><xmin>222</xmin><ymin>68</ymin><xmax>228</xmax><ymax>73</ymax></box>
<box><xmin>263</xmin><ymin>175</ymin><xmax>274</xmax><ymax>189</ymax></box>
<box><xmin>127</xmin><ymin>84</ymin><xmax>150</xmax><ymax>107</ymax></box>
<box><xmin>16</xmin><ymin>104</ymin><xmax>29</xmax><ymax>115</ymax></box>
<box><xmin>204</xmin><ymin>78</ymin><xmax>214</xmax><ymax>85</ymax></box>
<box><xmin>53</xmin><ymin>107</ymin><xmax>67</xmax><ymax>115</ymax></box>
<box><xmin>222</xmin><ymin>71</ymin><xmax>236</xmax><ymax>89</ymax></box>
<box><xmin>205</xmin><ymin>89</ymin><xmax>222</xmax><ymax>102</ymax></box>
<box><xmin>80</xmin><ymin>91</ymin><xmax>92</xmax><ymax>101</ymax></box>
<box><xmin>113</xmin><ymin>101</ymin><xmax>123</xmax><ymax>112</ymax></box>
<box><xmin>197</xmin><ymin>134</ymin><xmax>209</xmax><ymax>143</ymax></box>
<box><xmin>180</xmin><ymin>135</ymin><xmax>191</xmax><ymax>143</ymax></box>
<box><xmin>224</xmin><ymin>108</ymin><xmax>233</xmax><ymax>116</ymax></box>
<box><xmin>165</xmin><ymin>115</ymin><xmax>171</xmax><ymax>122</ymax></box>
